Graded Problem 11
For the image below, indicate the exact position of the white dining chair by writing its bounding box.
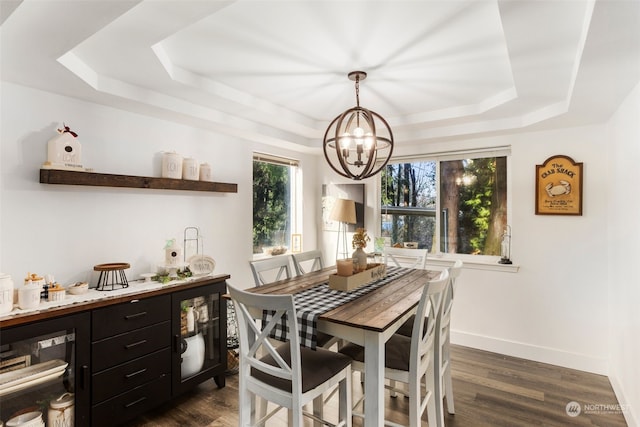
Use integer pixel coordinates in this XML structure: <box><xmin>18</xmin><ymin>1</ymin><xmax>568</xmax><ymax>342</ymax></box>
<box><xmin>291</xmin><ymin>250</ymin><xmax>324</xmax><ymax>275</ymax></box>
<box><xmin>228</xmin><ymin>284</ymin><xmax>353</xmax><ymax>427</ymax></box>
<box><xmin>292</xmin><ymin>250</ymin><xmax>340</xmax><ymax>351</ymax></box>
<box><xmin>393</xmin><ymin>260</ymin><xmax>463</xmax><ymax>418</ymax></box>
<box><xmin>339</xmin><ymin>269</ymin><xmax>450</xmax><ymax>427</ymax></box>
<box><xmin>383</xmin><ymin>247</ymin><xmax>428</xmax><ymax>269</ymax></box>
<box><xmin>249</xmin><ymin>255</ymin><xmax>293</xmax><ymax>287</ymax></box>
<box><xmin>438</xmin><ymin>259</ymin><xmax>463</xmax><ymax>416</ymax></box>
<box><xmin>250</xmin><ymin>254</ymin><xmax>337</xmax><ymax>350</ymax></box>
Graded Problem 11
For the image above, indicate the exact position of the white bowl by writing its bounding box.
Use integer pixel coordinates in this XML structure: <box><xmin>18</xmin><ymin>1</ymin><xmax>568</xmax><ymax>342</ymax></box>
<box><xmin>67</xmin><ymin>282</ymin><xmax>88</xmax><ymax>295</ymax></box>
<box><xmin>6</xmin><ymin>411</ymin><xmax>44</xmax><ymax>427</ymax></box>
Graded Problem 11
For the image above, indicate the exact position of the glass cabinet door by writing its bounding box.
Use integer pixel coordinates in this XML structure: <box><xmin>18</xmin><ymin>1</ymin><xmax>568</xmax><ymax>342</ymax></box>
<box><xmin>0</xmin><ymin>313</ymin><xmax>90</xmax><ymax>427</ymax></box>
<box><xmin>172</xmin><ymin>283</ymin><xmax>226</xmax><ymax>394</ymax></box>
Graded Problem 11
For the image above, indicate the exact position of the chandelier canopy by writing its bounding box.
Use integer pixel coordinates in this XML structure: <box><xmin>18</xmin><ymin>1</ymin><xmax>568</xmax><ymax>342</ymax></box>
<box><xmin>323</xmin><ymin>71</ymin><xmax>394</xmax><ymax>180</ymax></box>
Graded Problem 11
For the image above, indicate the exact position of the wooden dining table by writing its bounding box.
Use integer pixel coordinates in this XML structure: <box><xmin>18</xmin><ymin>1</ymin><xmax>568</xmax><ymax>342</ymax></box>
<box><xmin>247</xmin><ymin>266</ymin><xmax>440</xmax><ymax>426</ymax></box>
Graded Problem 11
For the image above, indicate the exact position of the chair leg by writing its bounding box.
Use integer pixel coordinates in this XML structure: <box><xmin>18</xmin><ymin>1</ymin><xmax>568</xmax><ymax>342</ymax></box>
<box><xmin>408</xmin><ymin>375</ymin><xmax>422</xmax><ymax>427</ymax></box>
<box><xmin>339</xmin><ymin>370</ymin><xmax>353</xmax><ymax>427</ymax></box>
<box><xmin>312</xmin><ymin>395</ymin><xmax>324</xmax><ymax>427</ymax></box>
<box><xmin>256</xmin><ymin>396</ymin><xmax>268</xmax><ymax>424</ymax></box>
<box><xmin>429</xmin><ymin>364</ymin><xmax>445</xmax><ymax>427</ymax></box>
<box><xmin>444</xmin><ymin>364</ymin><xmax>455</xmax><ymax>414</ymax></box>
<box><xmin>240</xmin><ymin>385</ymin><xmax>253</xmax><ymax>426</ymax></box>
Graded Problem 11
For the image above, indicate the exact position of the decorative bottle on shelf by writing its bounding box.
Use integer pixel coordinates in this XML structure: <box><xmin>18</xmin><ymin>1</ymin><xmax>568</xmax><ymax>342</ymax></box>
<box><xmin>186</xmin><ymin>306</ymin><xmax>196</xmax><ymax>333</ymax></box>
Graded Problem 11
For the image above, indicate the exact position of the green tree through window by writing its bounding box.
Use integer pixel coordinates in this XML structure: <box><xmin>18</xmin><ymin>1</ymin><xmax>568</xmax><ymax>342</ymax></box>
<box><xmin>253</xmin><ymin>159</ymin><xmax>292</xmax><ymax>254</ymax></box>
<box><xmin>381</xmin><ymin>155</ymin><xmax>508</xmax><ymax>256</ymax></box>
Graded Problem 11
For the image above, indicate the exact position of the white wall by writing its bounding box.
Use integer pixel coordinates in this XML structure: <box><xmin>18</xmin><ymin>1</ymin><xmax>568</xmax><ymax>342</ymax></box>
<box><xmin>321</xmin><ymin>124</ymin><xmax>611</xmax><ymax>373</ymax></box>
<box><xmin>318</xmin><ymin>103</ymin><xmax>639</xmax><ymax>422</ymax></box>
<box><xmin>607</xmin><ymin>81</ymin><xmax>640</xmax><ymax>427</ymax></box>
<box><xmin>0</xmin><ymin>82</ymin><xmax>319</xmax><ymax>291</ymax></box>
<box><xmin>3</xmin><ymin>80</ymin><xmax>637</xmax><ymax>424</ymax></box>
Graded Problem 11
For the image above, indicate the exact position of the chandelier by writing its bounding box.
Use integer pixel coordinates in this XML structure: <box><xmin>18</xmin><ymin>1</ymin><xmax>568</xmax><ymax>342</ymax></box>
<box><xmin>323</xmin><ymin>71</ymin><xmax>394</xmax><ymax>180</ymax></box>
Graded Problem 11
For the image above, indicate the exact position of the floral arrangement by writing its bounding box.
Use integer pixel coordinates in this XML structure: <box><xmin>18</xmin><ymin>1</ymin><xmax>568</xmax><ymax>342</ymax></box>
<box><xmin>352</xmin><ymin>228</ymin><xmax>371</xmax><ymax>249</ymax></box>
<box><xmin>153</xmin><ymin>267</ymin><xmax>193</xmax><ymax>284</ymax></box>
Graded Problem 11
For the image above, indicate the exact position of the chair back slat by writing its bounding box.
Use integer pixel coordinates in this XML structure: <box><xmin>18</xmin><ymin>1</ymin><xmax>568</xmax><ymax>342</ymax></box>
<box><xmin>384</xmin><ymin>247</ymin><xmax>428</xmax><ymax>269</ymax></box>
<box><xmin>292</xmin><ymin>250</ymin><xmax>324</xmax><ymax>275</ymax></box>
<box><xmin>411</xmin><ymin>269</ymin><xmax>449</xmax><ymax>375</ymax></box>
<box><xmin>249</xmin><ymin>256</ymin><xmax>293</xmax><ymax>286</ymax></box>
<box><xmin>228</xmin><ymin>285</ymin><xmax>301</xmax><ymax>386</ymax></box>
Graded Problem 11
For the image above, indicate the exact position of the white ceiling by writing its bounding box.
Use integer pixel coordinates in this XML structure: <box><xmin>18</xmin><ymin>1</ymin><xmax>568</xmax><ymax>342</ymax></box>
<box><xmin>2</xmin><ymin>0</ymin><xmax>639</xmax><ymax>153</ymax></box>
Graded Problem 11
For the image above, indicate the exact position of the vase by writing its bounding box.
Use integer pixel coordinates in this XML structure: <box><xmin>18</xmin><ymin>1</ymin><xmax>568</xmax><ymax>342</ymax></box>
<box><xmin>352</xmin><ymin>247</ymin><xmax>368</xmax><ymax>272</ymax></box>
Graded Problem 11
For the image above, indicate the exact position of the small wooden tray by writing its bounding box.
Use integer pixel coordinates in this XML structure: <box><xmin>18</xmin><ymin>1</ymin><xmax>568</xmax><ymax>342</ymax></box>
<box><xmin>94</xmin><ymin>262</ymin><xmax>130</xmax><ymax>271</ymax></box>
<box><xmin>329</xmin><ymin>264</ymin><xmax>386</xmax><ymax>291</ymax></box>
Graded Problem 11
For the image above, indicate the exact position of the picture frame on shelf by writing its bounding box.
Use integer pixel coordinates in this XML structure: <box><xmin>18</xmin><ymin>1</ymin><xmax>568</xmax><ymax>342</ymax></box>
<box><xmin>291</xmin><ymin>234</ymin><xmax>302</xmax><ymax>253</ymax></box>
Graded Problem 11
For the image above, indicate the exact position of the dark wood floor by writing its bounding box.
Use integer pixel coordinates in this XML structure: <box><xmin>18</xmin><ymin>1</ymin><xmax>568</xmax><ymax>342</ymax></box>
<box><xmin>123</xmin><ymin>345</ymin><xmax>627</xmax><ymax>426</ymax></box>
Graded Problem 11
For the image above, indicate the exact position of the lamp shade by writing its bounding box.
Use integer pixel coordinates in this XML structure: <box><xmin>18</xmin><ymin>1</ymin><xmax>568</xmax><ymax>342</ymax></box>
<box><xmin>330</xmin><ymin>198</ymin><xmax>356</xmax><ymax>224</ymax></box>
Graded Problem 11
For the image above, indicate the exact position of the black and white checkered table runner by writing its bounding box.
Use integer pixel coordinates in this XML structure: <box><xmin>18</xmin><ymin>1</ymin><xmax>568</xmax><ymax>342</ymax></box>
<box><xmin>263</xmin><ymin>266</ymin><xmax>410</xmax><ymax>349</ymax></box>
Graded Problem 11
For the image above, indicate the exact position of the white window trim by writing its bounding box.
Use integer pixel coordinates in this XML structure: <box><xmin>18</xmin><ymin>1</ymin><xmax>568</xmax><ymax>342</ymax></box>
<box><xmin>252</xmin><ymin>152</ymin><xmax>301</xmax><ymax>260</ymax></box>
<box><xmin>377</xmin><ymin>146</ymin><xmax>516</xmax><ymax>272</ymax></box>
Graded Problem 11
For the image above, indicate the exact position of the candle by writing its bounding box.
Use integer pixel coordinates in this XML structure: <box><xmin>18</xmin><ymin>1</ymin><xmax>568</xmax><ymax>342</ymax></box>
<box><xmin>336</xmin><ymin>259</ymin><xmax>354</xmax><ymax>276</ymax></box>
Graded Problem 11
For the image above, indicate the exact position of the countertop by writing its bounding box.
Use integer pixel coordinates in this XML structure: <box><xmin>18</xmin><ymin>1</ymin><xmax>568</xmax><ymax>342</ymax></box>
<box><xmin>0</xmin><ymin>273</ymin><xmax>230</xmax><ymax>328</ymax></box>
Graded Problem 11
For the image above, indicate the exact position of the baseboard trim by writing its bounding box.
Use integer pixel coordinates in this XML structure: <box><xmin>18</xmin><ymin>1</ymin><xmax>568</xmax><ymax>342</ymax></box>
<box><xmin>450</xmin><ymin>330</ymin><xmax>608</xmax><ymax>375</ymax></box>
<box><xmin>609</xmin><ymin>373</ymin><xmax>638</xmax><ymax>427</ymax></box>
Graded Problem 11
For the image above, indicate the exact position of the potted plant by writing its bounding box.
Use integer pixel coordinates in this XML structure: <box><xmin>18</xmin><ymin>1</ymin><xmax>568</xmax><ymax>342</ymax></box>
<box><xmin>352</xmin><ymin>228</ymin><xmax>370</xmax><ymax>272</ymax></box>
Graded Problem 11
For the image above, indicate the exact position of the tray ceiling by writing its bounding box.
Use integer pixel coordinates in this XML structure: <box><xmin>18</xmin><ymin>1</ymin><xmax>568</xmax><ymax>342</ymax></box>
<box><xmin>2</xmin><ymin>0</ymin><xmax>639</xmax><ymax>152</ymax></box>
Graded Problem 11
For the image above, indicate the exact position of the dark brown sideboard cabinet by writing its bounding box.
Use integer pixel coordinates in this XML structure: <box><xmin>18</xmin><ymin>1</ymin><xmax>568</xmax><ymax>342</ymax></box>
<box><xmin>0</xmin><ymin>275</ymin><xmax>228</xmax><ymax>426</ymax></box>
<box><xmin>0</xmin><ymin>312</ymin><xmax>91</xmax><ymax>426</ymax></box>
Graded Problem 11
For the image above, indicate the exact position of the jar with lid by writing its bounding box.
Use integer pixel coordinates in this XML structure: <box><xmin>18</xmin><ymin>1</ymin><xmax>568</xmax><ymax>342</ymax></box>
<box><xmin>47</xmin><ymin>393</ymin><xmax>74</xmax><ymax>427</ymax></box>
<box><xmin>182</xmin><ymin>157</ymin><xmax>199</xmax><ymax>181</ymax></box>
<box><xmin>161</xmin><ymin>151</ymin><xmax>183</xmax><ymax>179</ymax></box>
<box><xmin>0</xmin><ymin>273</ymin><xmax>14</xmax><ymax>315</ymax></box>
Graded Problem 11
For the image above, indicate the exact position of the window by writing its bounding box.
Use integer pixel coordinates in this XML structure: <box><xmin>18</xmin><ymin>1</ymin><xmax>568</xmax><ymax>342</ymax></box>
<box><xmin>253</xmin><ymin>153</ymin><xmax>300</xmax><ymax>255</ymax></box>
<box><xmin>380</xmin><ymin>148</ymin><xmax>509</xmax><ymax>256</ymax></box>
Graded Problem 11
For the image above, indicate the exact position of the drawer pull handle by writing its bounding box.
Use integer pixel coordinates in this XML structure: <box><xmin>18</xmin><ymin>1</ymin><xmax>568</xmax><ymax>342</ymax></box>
<box><xmin>82</xmin><ymin>365</ymin><xmax>89</xmax><ymax>390</ymax></box>
<box><xmin>125</xmin><ymin>339</ymin><xmax>147</xmax><ymax>349</ymax></box>
<box><xmin>124</xmin><ymin>311</ymin><xmax>147</xmax><ymax>320</ymax></box>
<box><xmin>124</xmin><ymin>396</ymin><xmax>147</xmax><ymax>409</ymax></box>
<box><xmin>124</xmin><ymin>368</ymin><xmax>147</xmax><ymax>379</ymax></box>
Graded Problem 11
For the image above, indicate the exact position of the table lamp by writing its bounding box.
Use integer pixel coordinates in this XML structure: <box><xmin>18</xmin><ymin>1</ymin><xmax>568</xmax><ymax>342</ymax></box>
<box><xmin>330</xmin><ymin>198</ymin><xmax>356</xmax><ymax>260</ymax></box>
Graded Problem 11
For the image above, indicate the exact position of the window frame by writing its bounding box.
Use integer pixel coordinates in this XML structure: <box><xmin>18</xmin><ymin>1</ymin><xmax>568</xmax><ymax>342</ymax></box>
<box><xmin>376</xmin><ymin>146</ymin><xmax>515</xmax><ymax>269</ymax></box>
<box><xmin>252</xmin><ymin>152</ymin><xmax>301</xmax><ymax>258</ymax></box>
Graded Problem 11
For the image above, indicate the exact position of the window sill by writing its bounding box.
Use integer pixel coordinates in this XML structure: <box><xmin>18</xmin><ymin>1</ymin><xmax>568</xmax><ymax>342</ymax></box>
<box><xmin>427</xmin><ymin>253</ymin><xmax>519</xmax><ymax>273</ymax></box>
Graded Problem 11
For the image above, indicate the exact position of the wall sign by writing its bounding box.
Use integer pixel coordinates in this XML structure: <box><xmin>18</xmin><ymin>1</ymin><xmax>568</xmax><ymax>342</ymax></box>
<box><xmin>535</xmin><ymin>155</ymin><xmax>583</xmax><ymax>215</ymax></box>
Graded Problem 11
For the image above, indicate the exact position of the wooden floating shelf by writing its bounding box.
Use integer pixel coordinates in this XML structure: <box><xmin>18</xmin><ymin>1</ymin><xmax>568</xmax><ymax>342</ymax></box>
<box><xmin>40</xmin><ymin>169</ymin><xmax>238</xmax><ymax>193</ymax></box>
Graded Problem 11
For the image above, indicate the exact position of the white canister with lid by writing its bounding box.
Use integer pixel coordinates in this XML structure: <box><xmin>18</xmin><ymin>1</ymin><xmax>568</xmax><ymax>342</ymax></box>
<box><xmin>0</xmin><ymin>273</ymin><xmax>14</xmax><ymax>314</ymax></box>
<box><xmin>18</xmin><ymin>282</ymin><xmax>41</xmax><ymax>310</ymax></box>
<box><xmin>199</xmin><ymin>163</ymin><xmax>212</xmax><ymax>181</ymax></box>
<box><xmin>182</xmin><ymin>157</ymin><xmax>199</xmax><ymax>181</ymax></box>
<box><xmin>48</xmin><ymin>392</ymin><xmax>74</xmax><ymax>427</ymax></box>
<box><xmin>161</xmin><ymin>152</ymin><xmax>183</xmax><ymax>179</ymax></box>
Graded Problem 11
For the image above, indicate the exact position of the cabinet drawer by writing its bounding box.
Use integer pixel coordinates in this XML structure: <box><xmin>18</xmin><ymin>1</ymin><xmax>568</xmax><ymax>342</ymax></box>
<box><xmin>92</xmin><ymin>321</ymin><xmax>170</xmax><ymax>372</ymax></box>
<box><xmin>91</xmin><ymin>374</ymin><xmax>170</xmax><ymax>427</ymax></box>
<box><xmin>92</xmin><ymin>347</ymin><xmax>171</xmax><ymax>404</ymax></box>
<box><xmin>92</xmin><ymin>295</ymin><xmax>170</xmax><ymax>340</ymax></box>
